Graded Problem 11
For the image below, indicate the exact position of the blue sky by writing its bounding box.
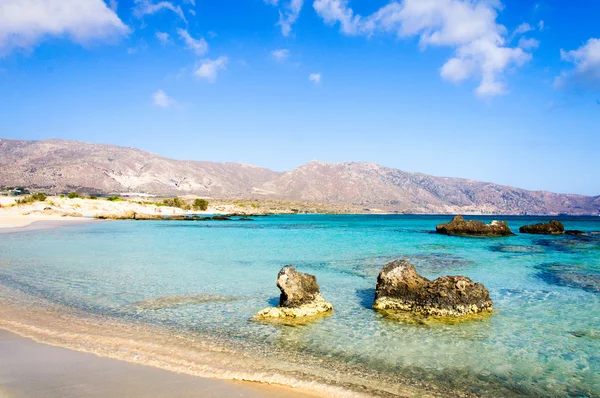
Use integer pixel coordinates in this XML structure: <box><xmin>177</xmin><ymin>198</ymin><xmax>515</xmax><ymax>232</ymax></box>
<box><xmin>0</xmin><ymin>0</ymin><xmax>599</xmax><ymax>195</ymax></box>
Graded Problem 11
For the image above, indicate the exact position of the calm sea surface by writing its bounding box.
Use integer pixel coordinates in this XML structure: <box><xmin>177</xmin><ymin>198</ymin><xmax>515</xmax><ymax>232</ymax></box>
<box><xmin>1</xmin><ymin>215</ymin><xmax>599</xmax><ymax>397</ymax></box>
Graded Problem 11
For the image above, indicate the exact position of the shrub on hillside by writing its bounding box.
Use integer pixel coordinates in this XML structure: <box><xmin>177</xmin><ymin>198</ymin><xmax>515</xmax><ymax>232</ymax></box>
<box><xmin>193</xmin><ymin>199</ymin><xmax>209</xmax><ymax>211</ymax></box>
<box><xmin>163</xmin><ymin>197</ymin><xmax>190</xmax><ymax>210</ymax></box>
<box><xmin>68</xmin><ymin>192</ymin><xmax>82</xmax><ymax>199</ymax></box>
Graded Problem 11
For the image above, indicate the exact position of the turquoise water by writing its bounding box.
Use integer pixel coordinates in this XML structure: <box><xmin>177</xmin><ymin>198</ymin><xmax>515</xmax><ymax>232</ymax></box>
<box><xmin>1</xmin><ymin>215</ymin><xmax>599</xmax><ymax>396</ymax></box>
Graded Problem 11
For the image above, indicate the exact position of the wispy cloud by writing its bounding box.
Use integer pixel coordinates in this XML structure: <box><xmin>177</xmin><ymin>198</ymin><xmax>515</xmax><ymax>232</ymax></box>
<box><xmin>134</xmin><ymin>0</ymin><xmax>186</xmax><ymax>23</ymax></box>
<box><xmin>156</xmin><ymin>31</ymin><xmax>170</xmax><ymax>45</ymax></box>
<box><xmin>309</xmin><ymin>73</ymin><xmax>321</xmax><ymax>84</ymax></box>
<box><xmin>312</xmin><ymin>0</ymin><xmax>532</xmax><ymax>97</ymax></box>
<box><xmin>555</xmin><ymin>38</ymin><xmax>600</xmax><ymax>91</ymax></box>
<box><xmin>510</xmin><ymin>23</ymin><xmax>534</xmax><ymax>40</ymax></box>
<box><xmin>518</xmin><ymin>37</ymin><xmax>539</xmax><ymax>50</ymax></box>
<box><xmin>152</xmin><ymin>90</ymin><xmax>176</xmax><ymax>108</ymax></box>
<box><xmin>271</xmin><ymin>48</ymin><xmax>290</xmax><ymax>62</ymax></box>
<box><xmin>177</xmin><ymin>28</ymin><xmax>208</xmax><ymax>55</ymax></box>
<box><xmin>0</xmin><ymin>0</ymin><xmax>129</xmax><ymax>54</ymax></box>
<box><xmin>265</xmin><ymin>0</ymin><xmax>304</xmax><ymax>37</ymax></box>
<box><xmin>109</xmin><ymin>0</ymin><xmax>118</xmax><ymax>11</ymax></box>
<box><xmin>195</xmin><ymin>56</ymin><xmax>228</xmax><ymax>82</ymax></box>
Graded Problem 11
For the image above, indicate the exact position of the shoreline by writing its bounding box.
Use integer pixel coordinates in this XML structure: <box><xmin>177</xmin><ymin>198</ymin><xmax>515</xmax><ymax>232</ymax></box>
<box><xmin>0</xmin><ymin>284</ymin><xmax>439</xmax><ymax>398</ymax></box>
<box><xmin>0</xmin><ymin>329</ymin><xmax>316</xmax><ymax>398</ymax></box>
<box><xmin>0</xmin><ymin>218</ymin><xmax>101</xmax><ymax>233</ymax></box>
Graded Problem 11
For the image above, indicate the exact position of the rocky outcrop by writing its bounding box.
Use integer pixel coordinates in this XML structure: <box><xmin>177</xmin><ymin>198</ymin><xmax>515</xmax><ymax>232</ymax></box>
<box><xmin>436</xmin><ymin>215</ymin><xmax>514</xmax><ymax>236</ymax></box>
<box><xmin>565</xmin><ymin>230</ymin><xmax>587</xmax><ymax>236</ymax></box>
<box><xmin>254</xmin><ymin>266</ymin><xmax>333</xmax><ymax>319</ymax></box>
<box><xmin>373</xmin><ymin>260</ymin><xmax>493</xmax><ymax>317</ymax></box>
<box><xmin>519</xmin><ymin>220</ymin><xmax>564</xmax><ymax>235</ymax></box>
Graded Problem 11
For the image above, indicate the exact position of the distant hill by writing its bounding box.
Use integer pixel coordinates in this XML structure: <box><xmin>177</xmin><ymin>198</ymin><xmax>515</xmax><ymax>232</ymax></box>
<box><xmin>1</xmin><ymin>138</ymin><xmax>598</xmax><ymax>215</ymax></box>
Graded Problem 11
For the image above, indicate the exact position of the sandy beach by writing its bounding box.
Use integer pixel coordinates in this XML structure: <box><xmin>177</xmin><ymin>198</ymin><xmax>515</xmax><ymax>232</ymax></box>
<box><xmin>0</xmin><ymin>195</ymin><xmax>376</xmax><ymax>231</ymax></box>
<box><xmin>0</xmin><ymin>330</ymin><xmax>314</xmax><ymax>398</ymax></box>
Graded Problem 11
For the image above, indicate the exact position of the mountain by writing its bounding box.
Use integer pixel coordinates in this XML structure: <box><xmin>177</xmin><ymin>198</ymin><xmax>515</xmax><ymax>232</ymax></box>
<box><xmin>1</xmin><ymin>138</ymin><xmax>598</xmax><ymax>215</ymax></box>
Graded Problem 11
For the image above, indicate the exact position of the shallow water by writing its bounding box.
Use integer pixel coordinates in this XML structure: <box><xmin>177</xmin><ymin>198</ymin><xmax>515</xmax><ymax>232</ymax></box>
<box><xmin>0</xmin><ymin>215</ymin><xmax>599</xmax><ymax>396</ymax></box>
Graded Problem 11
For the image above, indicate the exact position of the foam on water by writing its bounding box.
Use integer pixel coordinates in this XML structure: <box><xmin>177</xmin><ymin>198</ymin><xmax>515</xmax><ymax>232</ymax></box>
<box><xmin>0</xmin><ymin>215</ymin><xmax>599</xmax><ymax>397</ymax></box>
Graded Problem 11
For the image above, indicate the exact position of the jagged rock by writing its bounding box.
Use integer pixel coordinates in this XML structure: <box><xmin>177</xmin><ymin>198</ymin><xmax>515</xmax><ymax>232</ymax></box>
<box><xmin>373</xmin><ymin>260</ymin><xmax>493</xmax><ymax>317</ymax></box>
<box><xmin>436</xmin><ymin>215</ymin><xmax>514</xmax><ymax>237</ymax></box>
<box><xmin>519</xmin><ymin>220</ymin><xmax>564</xmax><ymax>235</ymax></box>
<box><xmin>254</xmin><ymin>266</ymin><xmax>333</xmax><ymax>319</ymax></box>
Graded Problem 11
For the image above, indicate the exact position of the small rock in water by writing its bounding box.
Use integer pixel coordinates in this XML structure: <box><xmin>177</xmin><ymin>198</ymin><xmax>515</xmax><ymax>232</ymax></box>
<box><xmin>519</xmin><ymin>220</ymin><xmax>564</xmax><ymax>235</ymax></box>
<box><xmin>436</xmin><ymin>215</ymin><xmax>514</xmax><ymax>237</ymax></box>
<box><xmin>565</xmin><ymin>230</ymin><xmax>587</xmax><ymax>236</ymax></box>
<box><xmin>254</xmin><ymin>266</ymin><xmax>333</xmax><ymax>320</ymax></box>
<box><xmin>373</xmin><ymin>260</ymin><xmax>493</xmax><ymax>317</ymax></box>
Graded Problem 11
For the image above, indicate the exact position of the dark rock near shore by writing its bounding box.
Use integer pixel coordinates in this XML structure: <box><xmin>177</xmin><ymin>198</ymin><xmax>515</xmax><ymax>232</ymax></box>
<box><xmin>436</xmin><ymin>215</ymin><xmax>514</xmax><ymax>237</ymax></box>
<box><xmin>254</xmin><ymin>266</ymin><xmax>333</xmax><ymax>319</ymax></box>
<box><xmin>519</xmin><ymin>220</ymin><xmax>564</xmax><ymax>235</ymax></box>
<box><xmin>373</xmin><ymin>260</ymin><xmax>493</xmax><ymax>317</ymax></box>
<box><xmin>211</xmin><ymin>215</ymin><xmax>232</xmax><ymax>221</ymax></box>
<box><xmin>565</xmin><ymin>230</ymin><xmax>587</xmax><ymax>236</ymax></box>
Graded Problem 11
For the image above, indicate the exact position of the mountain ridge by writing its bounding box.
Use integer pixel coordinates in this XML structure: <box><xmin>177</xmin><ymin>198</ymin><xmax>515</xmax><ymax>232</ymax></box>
<box><xmin>1</xmin><ymin>138</ymin><xmax>598</xmax><ymax>215</ymax></box>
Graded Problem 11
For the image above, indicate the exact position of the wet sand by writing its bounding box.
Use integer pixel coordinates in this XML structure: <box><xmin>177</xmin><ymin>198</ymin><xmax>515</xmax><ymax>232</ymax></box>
<box><xmin>0</xmin><ymin>330</ymin><xmax>314</xmax><ymax>398</ymax></box>
<box><xmin>0</xmin><ymin>219</ymin><xmax>100</xmax><ymax>233</ymax></box>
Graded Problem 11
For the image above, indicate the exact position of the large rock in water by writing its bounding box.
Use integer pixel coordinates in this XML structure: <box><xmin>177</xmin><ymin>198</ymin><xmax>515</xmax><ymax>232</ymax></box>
<box><xmin>519</xmin><ymin>220</ymin><xmax>564</xmax><ymax>235</ymax></box>
<box><xmin>254</xmin><ymin>266</ymin><xmax>333</xmax><ymax>319</ymax></box>
<box><xmin>436</xmin><ymin>215</ymin><xmax>513</xmax><ymax>236</ymax></box>
<box><xmin>373</xmin><ymin>260</ymin><xmax>493</xmax><ymax>317</ymax></box>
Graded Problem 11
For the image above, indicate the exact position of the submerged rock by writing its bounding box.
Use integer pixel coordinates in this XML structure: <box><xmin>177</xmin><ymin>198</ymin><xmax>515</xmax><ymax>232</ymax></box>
<box><xmin>436</xmin><ymin>215</ymin><xmax>513</xmax><ymax>237</ymax></box>
<box><xmin>489</xmin><ymin>244</ymin><xmax>544</xmax><ymax>254</ymax></box>
<box><xmin>254</xmin><ymin>266</ymin><xmax>333</xmax><ymax>319</ymax></box>
<box><xmin>373</xmin><ymin>260</ymin><xmax>493</xmax><ymax>317</ymax></box>
<box><xmin>519</xmin><ymin>220</ymin><xmax>564</xmax><ymax>235</ymax></box>
<box><xmin>565</xmin><ymin>230</ymin><xmax>587</xmax><ymax>236</ymax></box>
<box><xmin>536</xmin><ymin>263</ymin><xmax>600</xmax><ymax>294</ymax></box>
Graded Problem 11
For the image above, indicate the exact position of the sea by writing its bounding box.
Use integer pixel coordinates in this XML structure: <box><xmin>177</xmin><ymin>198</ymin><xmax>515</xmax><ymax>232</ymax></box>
<box><xmin>0</xmin><ymin>215</ymin><xmax>598</xmax><ymax>397</ymax></box>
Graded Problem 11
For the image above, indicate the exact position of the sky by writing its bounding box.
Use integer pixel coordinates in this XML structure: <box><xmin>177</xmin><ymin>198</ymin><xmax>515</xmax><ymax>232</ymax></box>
<box><xmin>0</xmin><ymin>0</ymin><xmax>599</xmax><ymax>195</ymax></box>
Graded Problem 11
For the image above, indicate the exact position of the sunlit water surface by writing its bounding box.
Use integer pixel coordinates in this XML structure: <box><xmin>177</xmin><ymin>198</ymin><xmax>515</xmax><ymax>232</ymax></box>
<box><xmin>1</xmin><ymin>215</ymin><xmax>599</xmax><ymax>396</ymax></box>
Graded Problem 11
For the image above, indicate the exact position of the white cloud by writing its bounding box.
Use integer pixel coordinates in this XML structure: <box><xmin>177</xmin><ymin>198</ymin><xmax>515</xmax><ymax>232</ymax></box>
<box><xmin>156</xmin><ymin>31</ymin><xmax>170</xmax><ymax>45</ymax></box>
<box><xmin>177</xmin><ymin>28</ymin><xmax>208</xmax><ymax>55</ymax></box>
<box><xmin>265</xmin><ymin>0</ymin><xmax>304</xmax><ymax>37</ymax></box>
<box><xmin>134</xmin><ymin>0</ymin><xmax>186</xmax><ymax>22</ymax></box>
<box><xmin>152</xmin><ymin>90</ymin><xmax>176</xmax><ymax>108</ymax></box>
<box><xmin>511</xmin><ymin>23</ymin><xmax>534</xmax><ymax>39</ymax></box>
<box><xmin>518</xmin><ymin>37</ymin><xmax>539</xmax><ymax>50</ymax></box>
<box><xmin>195</xmin><ymin>56</ymin><xmax>228</xmax><ymax>82</ymax></box>
<box><xmin>186</xmin><ymin>0</ymin><xmax>196</xmax><ymax>5</ymax></box>
<box><xmin>312</xmin><ymin>0</ymin><xmax>532</xmax><ymax>96</ymax></box>
<box><xmin>555</xmin><ymin>38</ymin><xmax>600</xmax><ymax>91</ymax></box>
<box><xmin>538</xmin><ymin>20</ymin><xmax>544</xmax><ymax>31</ymax></box>
<box><xmin>0</xmin><ymin>0</ymin><xmax>129</xmax><ymax>54</ymax></box>
<box><xmin>309</xmin><ymin>72</ymin><xmax>321</xmax><ymax>83</ymax></box>
<box><xmin>271</xmin><ymin>48</ymin><xmax>290</xmax><ymax>62</ymax></box>
<box><xmin>109</xmin><ymin>0</ymin><xmax>118</xmax><ymax>11</ymax></box>
<box><xmin>189</xmin><ymin>9</ymin><xmax>196</xmax><ymax>16</ymax></box>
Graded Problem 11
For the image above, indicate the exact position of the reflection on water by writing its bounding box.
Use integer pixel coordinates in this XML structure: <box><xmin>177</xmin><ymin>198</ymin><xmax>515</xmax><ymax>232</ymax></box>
<box><xmin>0</xmin><ymin>215</ymin><xmax>599</xmax><ymax>397</ymax></box>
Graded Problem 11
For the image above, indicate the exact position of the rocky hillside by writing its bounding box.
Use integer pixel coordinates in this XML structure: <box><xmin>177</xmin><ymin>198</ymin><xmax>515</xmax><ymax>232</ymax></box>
<box><xmin>1</xmin><ymin>138</ymin><xmax>598</xmax><ymax>215</ymax></box>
